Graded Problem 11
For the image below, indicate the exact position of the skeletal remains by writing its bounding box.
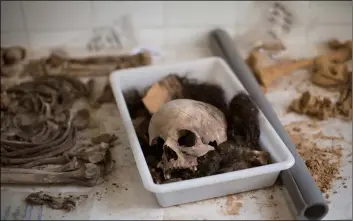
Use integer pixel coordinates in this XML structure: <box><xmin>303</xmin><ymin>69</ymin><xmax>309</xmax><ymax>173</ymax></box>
<box><xmin>1</xmin><ymin>75</ymin><xmax>118</xmax><ymax>186</ymax></box>
<box><xmin>124</xmin><ymin>75</ymin><xmax>271</xmax><ymax>184</ymax></box>
<box><xmin>149</xmin><ymin>99</ymin><xmax>228</xmax><ymax>179</ymax></box>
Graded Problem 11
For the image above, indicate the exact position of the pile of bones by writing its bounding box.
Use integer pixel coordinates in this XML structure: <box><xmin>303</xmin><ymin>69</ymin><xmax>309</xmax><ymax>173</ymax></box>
<box><xmin>0</xmin><ymin>46</ymin><xmax>153</xmax><ymax>187</ymax></box>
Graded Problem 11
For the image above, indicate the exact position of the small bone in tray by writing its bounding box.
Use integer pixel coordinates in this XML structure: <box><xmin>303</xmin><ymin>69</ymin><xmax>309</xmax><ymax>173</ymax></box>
<box><xmin>142</xmin><ymin>75</ymin><xmax>184</xmax><ymax>114</ymax></box>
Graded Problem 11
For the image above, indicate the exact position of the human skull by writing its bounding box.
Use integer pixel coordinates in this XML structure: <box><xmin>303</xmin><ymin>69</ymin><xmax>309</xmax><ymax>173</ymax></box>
<box><xmin>148</xmin><ymin>99</ymin><xmax>227</xmax><ymax>179</ymax></box>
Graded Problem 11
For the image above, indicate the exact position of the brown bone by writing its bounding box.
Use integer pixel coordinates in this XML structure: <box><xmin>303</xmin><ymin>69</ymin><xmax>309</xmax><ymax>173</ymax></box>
<box><xmin>26</xmin><ymin>51</ymin><xmax>152</xmax><ymax>78</ymax></box>
<box><xmin>142</xmin><ymin>75</ymin><xmax>184</xmax><ymax>114</ymax></box>
<box><xmin>12</xmin><ymin>155</ymin><xmax>71</xmax><ymax>169</ymax></box>
<box><xmin>31</xmin><ymin>157</ymin><xmax>80</xmax><ymax>172</ymax></box>
<box><xmin>247</xmin><ymin>41</ymin><xmax>352</xmax><ymax>87</ymax></box>
<box><xmin>72</xmin><ymin>143</ymin><xmax>110</xmax><ymax>164</ymax></box>
<box><xmin>1</xmin><ymin>125</ymin><xmax>75</xmax><ymax>165</ymax></box>
<box><xmin>1</xmin><ymin>162</ymin><xmax>101</xmax><ymax>187</ymax></box>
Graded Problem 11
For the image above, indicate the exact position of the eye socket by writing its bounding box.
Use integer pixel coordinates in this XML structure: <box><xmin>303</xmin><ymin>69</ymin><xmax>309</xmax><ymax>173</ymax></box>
<box><xmin>177</xmin><ymin>129</ymin><xmax>196</xmax><ymax>147</ymax></box>
<box><xmin>151</xmin><ymin>136</ymin><xmax>165</xmax><ymax>147</ymax></box>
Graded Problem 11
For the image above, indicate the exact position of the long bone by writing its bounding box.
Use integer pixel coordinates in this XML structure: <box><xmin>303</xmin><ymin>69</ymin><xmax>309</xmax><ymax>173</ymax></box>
<box><xmin>30</xmin><ymin>157</ymin><xmax>80</xmax><ymax>172</ymax></box>
<box><xmin>1</xmin><ymin>162</ymin><xmax>101</xmax><ymax>187</ymax></box>
<box><xmin>10</xmin><ymin>155</ymin><xmax>71</xmax><ymax>169</ymax></box>
<box><xmin>25</xmin><ymin>51</ymin><xmax>152</xmax><ymax>78</ymax></box>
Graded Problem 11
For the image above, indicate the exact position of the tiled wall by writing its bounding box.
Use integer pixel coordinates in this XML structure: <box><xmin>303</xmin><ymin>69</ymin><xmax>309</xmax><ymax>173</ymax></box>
<box><xmin>1</xmin><ymin>1</ymin><xmax>352</xmax><ymax>49</ymax></box>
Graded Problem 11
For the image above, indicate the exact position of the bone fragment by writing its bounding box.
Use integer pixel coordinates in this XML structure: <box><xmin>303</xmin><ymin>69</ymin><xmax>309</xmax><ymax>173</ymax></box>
<box><xmin>32</xmin><ymin>157</ymin><xmax>80</xmax><ymax>172</ymax></box>
<box><xmin>25</xmin><ymin>191</ymin><xmax>88</xmax><ymax>212</ymax></box>
<box><xmin>311</xmin><ymin>57</ymin><xmax>350</xmax><ymax>88</ymax></box>
<box><xmin>102</xmin><ymin>149</ymin><xmax>115</xmax><ymax>176</ymax></box>
<box><xmin>289</xmin><ymin>91</ymin><xmax>336</xmax><ymax>120</ymax></box>
<box><xmin>73</xmin><ymin>143</ymin><xmax>110</xmax><ymax>164</ymax></box>
<box><xmin>91</xmin><ymin>133</ymin><xmax>118</xmax><ymax>145</ymax></box>
<box><xmin>10</xmin><ymin>155</ymin><xmax>70</xmax><ymax>168</ymax></box>
<box><xmin>142</xmin><ymin>75</ymin><xmax>184</xmax><ymax>114</ymax></box>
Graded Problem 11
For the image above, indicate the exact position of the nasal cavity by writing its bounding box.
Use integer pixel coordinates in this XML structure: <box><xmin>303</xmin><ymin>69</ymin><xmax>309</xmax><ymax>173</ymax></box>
<box><xmin>164</xmin><ymin>146</ymin><xmax>178</xmax><ymax>161</ymax></box>
<box><xmin>178</xmin><ymin>129</ymin><xmax>196</xmax><ymax>147</ymax></box>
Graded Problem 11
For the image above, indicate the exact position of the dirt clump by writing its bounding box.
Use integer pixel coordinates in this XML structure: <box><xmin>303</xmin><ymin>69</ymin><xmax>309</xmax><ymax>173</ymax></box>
<box><xmin>25</xmin><ymin>191</ymin><xmax>88</xmax><ymax>212</ymax></box>
<box><xmin>288</xmin><ymin>80</ymin><xmax>352</xmax><ymax>121</ymax></box>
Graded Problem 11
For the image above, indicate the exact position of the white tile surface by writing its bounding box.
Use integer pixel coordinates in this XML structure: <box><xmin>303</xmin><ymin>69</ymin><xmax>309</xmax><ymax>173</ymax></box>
<box><xmin>137</xmin><ymin>28</ymin><xmax>165</xmax><ymax>48</ymax></box>
<box><xmin>22</xmin><ymin>1</ymin><xmax>91</xmax><ymax>31</ymax></box>
<box><xmin>92</xmin><ymin>1</ymin><xmax>164</xmax><ymax>28</ymax></box>
<box><xmin>1</xmin><ymin>32</ymin><xmax>29</xmax><ymax>47</ymax></box>
<box><xmin>309</xmin><ymin>3</ymin><xmax>352</xmax><ymax>24</ymax></box>
<box><xmin>282</xmin><ymin>26</ymin><xmax>308</xmax><ymax>44</ymax></box>
<box><xmin>164</xmin><ymin>1</ymin><xmax>237</xmax><ymax>27</ymax></box>
<box><xmin>280</xmin><ymin>1</ymin><xmax>311</xmax><ymax>25</ymax></box>
<box><xmin>234</xmin><ymin>1</ymin><xmax>266</xmax><ymax>26</ymax></box>
<box><xmin>89</xmin><ymin>165</ymin><xmax>164</xmax><ymax>220</ymax></box>
<box><xmin>235</xmin><ymin>1</ymin><xmax>310</xmax><ymax>26</ymax></box>
<box><xmin>308</xmin><ymin>25</ymin><xmax>352</xmax><ymax>44</ymax></box>
<box><xmin>1</xmin><ymin>1</ymin><xmax>26</xmax><ymax>31</ymax></box>
<box><xmin>310</xmin><ymin>1</ymin><xmax>352</xmax><ymax>8</ymax></box>
<box><xmin>28</xmin><ymin>30</ymin><xmax>91</xmax><ymax>49</ymax></box>
<box><xmin>164</xmin><ymin>26</ymin><xmax>236</xmax><ymax>48</ymax></box>
<box><xmin>164</xmin><ymin>27</ymin><xmax>213</xmax><ymax>48</ymax></box>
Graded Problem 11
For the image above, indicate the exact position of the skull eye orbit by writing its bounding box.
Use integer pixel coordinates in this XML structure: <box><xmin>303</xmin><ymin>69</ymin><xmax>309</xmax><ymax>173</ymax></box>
<box><xmin>177</xmin><ymin>129</ymin><xmax>196</xmax><ymax>147</ymax></box>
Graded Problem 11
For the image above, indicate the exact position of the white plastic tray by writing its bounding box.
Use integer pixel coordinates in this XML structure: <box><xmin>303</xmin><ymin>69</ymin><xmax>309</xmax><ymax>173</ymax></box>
<box><xmin>109</xmin><ymin>57</ymin><xmax>295</xmax><ymax>207</ymax></box>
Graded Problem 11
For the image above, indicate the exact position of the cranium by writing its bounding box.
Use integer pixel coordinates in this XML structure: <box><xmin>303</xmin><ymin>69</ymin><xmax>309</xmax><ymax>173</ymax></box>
<box><xmin>148</xmin><ymin>99</ymin><xmax>227</xmax><ymax>179</ymax></box>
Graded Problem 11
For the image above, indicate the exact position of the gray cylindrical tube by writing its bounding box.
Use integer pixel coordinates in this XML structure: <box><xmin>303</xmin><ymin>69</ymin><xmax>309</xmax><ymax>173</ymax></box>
<box><xmin>209</xmin><ymin>28</ymin><xmax>328</xmax><ymax>220</ymax></box>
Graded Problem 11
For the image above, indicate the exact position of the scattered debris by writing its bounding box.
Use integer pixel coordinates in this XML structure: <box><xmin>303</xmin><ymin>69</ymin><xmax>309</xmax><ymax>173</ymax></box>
<box><xmin>288</xmin><ymin>77</ymin><xmax>352</xmax><ymax>121</ymax></box>
<box><xmin>288</xmin><ymin>91</ymin><xmax>336</xmax><ymax>120</ymax></box>
<box><xmin>25</xmin><ymin>191</ymin><xmax>88</xmax><ymax>212</ymax></box>
<box><xmin>285</xmin><ymin>122</ymin><xmax>343</xmax><ymax>193</ymax></box>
